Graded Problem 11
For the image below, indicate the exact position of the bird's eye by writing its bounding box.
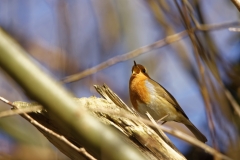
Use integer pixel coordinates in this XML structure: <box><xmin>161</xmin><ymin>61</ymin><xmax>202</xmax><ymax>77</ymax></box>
<box><xmin>142</xmin><ymin>68</ymin><xmax>147</xmax><ymax>73</ymax></box>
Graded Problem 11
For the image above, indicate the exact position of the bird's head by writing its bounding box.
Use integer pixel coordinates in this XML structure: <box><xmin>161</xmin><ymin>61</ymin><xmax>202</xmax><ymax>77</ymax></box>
<box><xmin>131</xmin><ymin>61</ymin><xmax>149</xmax><ymax>77</ymax></box>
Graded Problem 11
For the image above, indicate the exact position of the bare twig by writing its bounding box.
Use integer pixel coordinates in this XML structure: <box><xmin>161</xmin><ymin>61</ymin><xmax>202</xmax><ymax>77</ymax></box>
<box><xmin>0</xmin><ymin>97</ymin><xmax>15</xmax><ymax>107</ymax></box>
<box><xmin>0</xmin><ymin>106</ymin><xmax>42</xmax><ymax>118</ymax></box>
<box><xmin>192</xmin><ymin>1</ymin><xmax>240</xmax><ymax>120</ymax></box>
<box><xmin>161</xmin><ymin>125</ymin><xmax>231</xmax><ymax>160</ymax></box>
<box><xmin>223</xmin><ymin>86</ymin><xmax>240</xmax><ymax>117</ymax></box>
<box><xmin>145</xmin><ymin>112</ymin><xmax>182</xmax><ymax>156</ymax></box>
<box><xmin>184</xmin><ymin>0</ymin><xmax>240</xmax><ymax>120</ymax></box>
<box><xmin>184</xmin><ymin>0</ymin><xmax>240</xmax><ymax>31</ymax></box>
<box><xmin>175</xmin><ymin>0</ymin><xmax>218</xmax><ymax>150</ymax></box>
<box><xmin>62</xmin><ymin>20</ymin><xmax>239</xmax><ymax>83</ymax></box>
<box><xmin>188</xmin><ymin>1</ymin><xmax>240</xmax><ymax>121</ymax></box>
<box><xmin>157</xmin><ymin>114</ymin><xmax>169</xmax><ymax>123</ymax></box>
<box><xmin>22</xmin><ymin>113</ymin><xmax>97</xmax><ymax>160</ymax></box>
<box><xmin>0</xmin><ymin>97</ymin><xmax>96</xmax><ymax>160</ymax></box>
<box><xmin>62</xmin><ymin>30</ymin><xmax>187</xmax><ymax>83</ymax></box>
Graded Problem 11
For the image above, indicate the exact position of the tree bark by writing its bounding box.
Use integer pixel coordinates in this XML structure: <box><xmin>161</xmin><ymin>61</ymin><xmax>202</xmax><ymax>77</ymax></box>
<box><xmin>13</xmin><ymin>84</ymin><xmax>186</xmax><ymax>160</ymax></box>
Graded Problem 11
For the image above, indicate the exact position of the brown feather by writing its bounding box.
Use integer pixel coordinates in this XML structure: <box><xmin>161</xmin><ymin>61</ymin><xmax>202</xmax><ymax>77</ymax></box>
<box><xmin>148</xmin><ymin>78</ymin><xmax>189</xmax><ymax>119</ymax></box>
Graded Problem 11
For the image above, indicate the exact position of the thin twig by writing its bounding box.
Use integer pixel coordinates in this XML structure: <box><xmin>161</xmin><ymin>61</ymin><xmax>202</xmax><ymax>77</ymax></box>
<box><xmin>161</xmin><ymin>125</ymin><xmax>231</xmax><ymax>160</ymax></box>
<box><xmin>0</xmin><ymin>106</ymin><xmax>42</xmax><ymax>118</ymax></box>
<box><xmin>187</xmin><ymin>0</ymin><xmax>240</xmax><ymax>120</ymax></box>
<box><xmin>184</xmin><ymin>0</ymin><xmax>240</xmax><ymax>119</ymax></box>
<box><xmin>62</xmin><ymin>30</ymin><xmax>187</xmax><ymax>83</ymax></box>
<box><xmin>157</xmin><ymin>114</ymin><xmax>169</xmax><ymax>123</ymax></box>
<box><xmin>184</xmin><ymin>0</ymin><xmax>240</xmax><ymax>31</ymax></box>
<box><xmin>176</xmin><ymin>0</ymin><xmax>218</xmax><ymax>150</ymax></box>
<box><xmin>223</xmin><ymin>86</ymin><xmax>240</xmax><ymax>117</ymax></box>
<box><xmin>145</xmin><ymin>112</ymin><xmax>182</xmax><ymax>156</ymax></box>
<box><xmin>62</xmin><ymin>20</ymin><xmax>239</xmax><ymax>83</ymax></box>
<box><xmin>0</xmin><ymin>97</ymin><xmax>96</xmax><ymax>160</ymax></box>
<box><xmin>22</xmin><ymin>113</ymin><xmax>96</xmax><ymax>160</ymax></box>
<box><xmin>186</xmin><ymin>0</ymin><xmax>220</xmax><ymax>150</ymax></box>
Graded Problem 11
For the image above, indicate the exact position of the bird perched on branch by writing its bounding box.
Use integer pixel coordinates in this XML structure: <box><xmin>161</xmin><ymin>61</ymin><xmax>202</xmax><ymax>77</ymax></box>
<box><xmin>129</xmin><ymin>61</ymin><xmax>207</xmax><ymax>143</ymax></box>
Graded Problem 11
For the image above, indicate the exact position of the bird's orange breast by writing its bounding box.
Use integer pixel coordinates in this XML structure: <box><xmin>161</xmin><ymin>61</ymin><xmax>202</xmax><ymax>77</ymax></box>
<box><xmin>129</xmin><ymin>74</ymin><xmax>151</xmax><ymax>110</ymax></box>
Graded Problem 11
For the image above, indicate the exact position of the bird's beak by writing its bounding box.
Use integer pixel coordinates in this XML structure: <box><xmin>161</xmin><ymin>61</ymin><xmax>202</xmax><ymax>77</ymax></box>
<box><xmin>132</xmin><ymin>61</ymin><xmax>138</xmax><ymax>75</ymax></box>
<box><xmin>134</xmin><ymin>61</ymin><xmax>137</xmax><ymax>66</ymax></box>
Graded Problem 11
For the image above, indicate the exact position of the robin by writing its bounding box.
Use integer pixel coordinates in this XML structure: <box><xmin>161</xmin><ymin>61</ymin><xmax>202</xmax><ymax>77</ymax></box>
<box><xmin>129</xmin><ymin>61</ymin><xmax>207</xmax><ymax>143</ymax></box>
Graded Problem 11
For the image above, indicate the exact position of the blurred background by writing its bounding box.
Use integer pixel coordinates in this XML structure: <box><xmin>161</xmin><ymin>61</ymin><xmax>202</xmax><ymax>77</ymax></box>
<box><xmin>0</xmin><ymin>0</ymin><xmax>239</xmax><ymax>159</ymax></box>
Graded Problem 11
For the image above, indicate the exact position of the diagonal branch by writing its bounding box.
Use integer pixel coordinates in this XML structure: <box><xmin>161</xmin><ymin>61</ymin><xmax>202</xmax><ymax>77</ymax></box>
<box><xmin>62</xmin><ymin>20</ymin><xmax>240</xmax><ymax>83</ymax></box>
<box><xmin>62</xmin><ymin>30</ymin><xmax>187</xmax><ymax>83</ymax></box>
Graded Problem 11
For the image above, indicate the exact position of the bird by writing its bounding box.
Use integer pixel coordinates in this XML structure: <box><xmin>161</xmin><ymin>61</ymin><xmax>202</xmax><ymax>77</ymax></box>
<box><xmin>129</xmin><ymin>61</ymin><xmax>207</xmax><ymax>143</ymax></box>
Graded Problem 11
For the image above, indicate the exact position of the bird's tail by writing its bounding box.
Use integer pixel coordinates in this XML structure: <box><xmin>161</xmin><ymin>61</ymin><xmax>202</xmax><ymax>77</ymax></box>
<box><xmin>184</xmin><ymin>120</ymin><xmax>207</xmax><ymax>143</ymax></box>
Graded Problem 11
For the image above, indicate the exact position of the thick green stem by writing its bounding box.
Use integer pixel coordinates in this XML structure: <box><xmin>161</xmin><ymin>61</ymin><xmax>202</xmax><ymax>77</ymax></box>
<box><xmin>0</xmin><ymin>29</ymin><xmax>145</xmax><ymax>160</ymax></box>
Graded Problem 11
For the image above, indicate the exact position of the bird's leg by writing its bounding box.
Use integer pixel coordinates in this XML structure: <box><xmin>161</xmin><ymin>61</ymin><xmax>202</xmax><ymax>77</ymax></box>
<box><xmin>157</xmin><ymin>114</ymin><xmax>169</xmax><ymax>124</ymax></box>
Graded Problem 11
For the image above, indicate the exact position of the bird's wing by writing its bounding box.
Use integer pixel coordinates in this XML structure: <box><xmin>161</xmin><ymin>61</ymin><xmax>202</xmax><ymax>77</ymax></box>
<box><xmin>148</xmin><ymin>78</ymin><xmax>189</xmax><ymax>119</ymax></box>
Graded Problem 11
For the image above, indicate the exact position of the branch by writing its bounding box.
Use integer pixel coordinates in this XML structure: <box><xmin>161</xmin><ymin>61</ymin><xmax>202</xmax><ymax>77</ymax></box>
<box><xmin>95</xmin><ymin>84</ymin><xmax>231</xmax><ymax>160</ymax></box>
<box><xmin>0</xmin><ymin>29</ymin><xmax>145</xmax><ymax>160</ymax></box>
<box><xmin>0</xmin><ymin>84</ymin><xmax>231</xmax><ymax>160</ymax></box>
<box><xmin>145</xmin><ymin>112</ymin><xmax>183</xmax><ymax>157</ymax></box>
<box><xmin>1</xmin><ymin>96</ymin><xmax>186</xmax><ymax>160</ymax></box>
<box><xmin>62</xmin><ymin>30</ymin><xmax>187</xmax><ymax>83</ymax></box>
<box><xmin>175</xmin><ymin>0</ymin><xmax>218</xmax><ymax>149</ymax></box>
<box><xmin>62</xmin><ymin>21</ymin><xmax>239</xmax><ymax>83</ymax></box>
<box><xmin>0</xmin><ymin>104</ymin><xmax>42</xmax><ymax>118</ymax></box>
